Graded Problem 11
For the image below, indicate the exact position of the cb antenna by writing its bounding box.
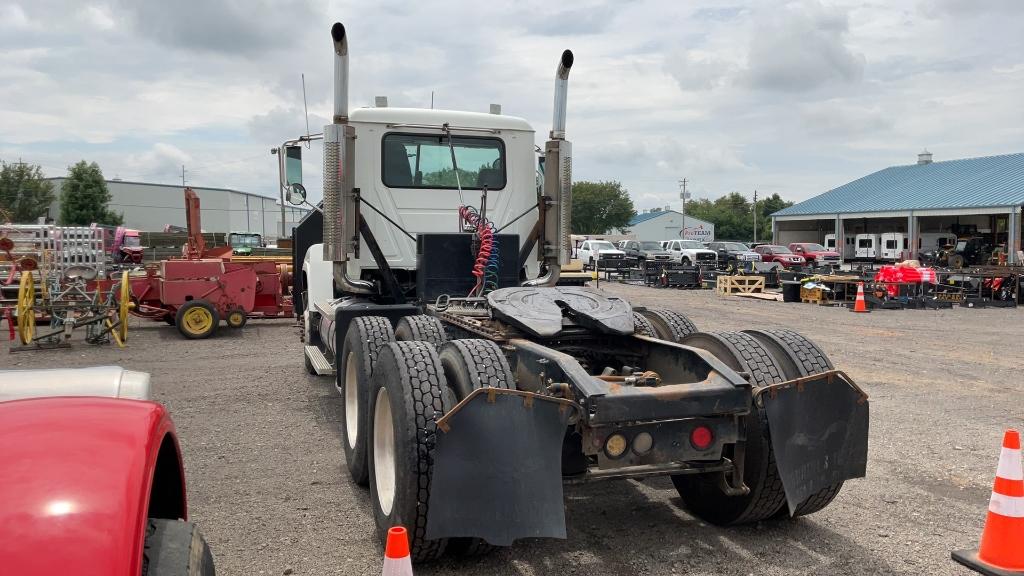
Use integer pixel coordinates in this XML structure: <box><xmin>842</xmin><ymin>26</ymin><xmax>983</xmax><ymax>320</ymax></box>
<box><xmin>301</xmin><ymin>73</ymin><xmax>311</xmax><ymax>147</ymax></box>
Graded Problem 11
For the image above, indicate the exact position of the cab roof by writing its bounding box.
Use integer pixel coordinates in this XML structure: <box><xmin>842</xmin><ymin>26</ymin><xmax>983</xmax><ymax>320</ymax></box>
<box><xmin>349</xmin><ymin>107</ymin><xmax>534</xmax><ymax>132</ymax></box>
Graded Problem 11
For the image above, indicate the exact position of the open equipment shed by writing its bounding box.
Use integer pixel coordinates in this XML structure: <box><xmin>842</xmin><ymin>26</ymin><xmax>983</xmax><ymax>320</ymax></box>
<box><xmin>770</xmin><ymin>152</ymin><xmax>1024</xmax><ymax>264</ymax></box>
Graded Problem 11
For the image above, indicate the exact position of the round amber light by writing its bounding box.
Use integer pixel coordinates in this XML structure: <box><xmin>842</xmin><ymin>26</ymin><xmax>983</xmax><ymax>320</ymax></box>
<box><xmin>605</xmin><ymin>433</ymin><xmax>628</xmax><ymax>458</ymax></box>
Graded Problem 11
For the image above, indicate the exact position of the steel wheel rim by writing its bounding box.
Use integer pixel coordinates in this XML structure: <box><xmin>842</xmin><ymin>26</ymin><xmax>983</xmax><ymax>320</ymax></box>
<box><xmin>183</xmin><ymin>307</ymin><xmax>213</xmax><ymax>334</ymax></box>
<box><xmin>373</xmin><ymin>386</ymin><xmax>397</xmax><ymax>516</ymax></box>
<box><xmin>344</xmin><ymin>351</ymin><xmax>359</xmax><ymax>449</ymax></box>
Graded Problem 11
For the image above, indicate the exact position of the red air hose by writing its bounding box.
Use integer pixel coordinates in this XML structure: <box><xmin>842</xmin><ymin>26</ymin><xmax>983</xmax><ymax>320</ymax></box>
<box><xmin>459</xmin><ymin>205</ymin><xmax>494</xmax><ymax>296</ymax></box>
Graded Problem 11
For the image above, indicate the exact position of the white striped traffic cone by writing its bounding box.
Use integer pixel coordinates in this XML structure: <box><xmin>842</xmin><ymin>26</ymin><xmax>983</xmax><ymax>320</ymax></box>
<box><xmin>382</xmin><ymin>526</ymin><xmax>413</xmax><ymax>576</ymax></box>
<box><xmin>952</xmin><ymin>429</ymin><xmax>1024</xmax><ymax>575</ymax></box>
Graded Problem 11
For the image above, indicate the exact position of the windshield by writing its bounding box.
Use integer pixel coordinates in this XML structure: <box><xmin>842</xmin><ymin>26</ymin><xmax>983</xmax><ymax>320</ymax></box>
<box><xmin>230</xmin><ymin>234</ymin><xmax>262</xmax><ymax>247</ymax></box>
<box><xmin>590</xmin><ymin>241</ymin><xmax>616</xmax><ymax>251</ymax></box>
<box><xmin>723</xmin><ymin>242</ymin><xmax>750</xmax><ymax>251</ymax></box>
<box><xmin>680</xmin><ymin>240</ymin><xmax>705</xmax><ymax>250</ymax></box>
<box><xmin>123</xmin><ymin>236</ymin><xmax>141</xmax><ymax>247</ymax></box>
<box><xmin>382</xmin><ymin>133</ymin><xmax>505</xmax><ymax>190</ymax></box>
<box><xmin>639</xmin><ymin>241</ymin><xmax>662</xmax><ymax>250</ymax></box>
<box><xmin>802</xmin><ymin>243</ymin><xmax>826</xmax><ymax>251</ymax></box>
<box><xmin>955</xmin><ymin>240</ymin><xmax>967</xmax><ymax>251</ymax></box>
<box><xmin>770</xmin><ymin>246</ymin><xmax>792</xmax><ymax>254</ymax></box>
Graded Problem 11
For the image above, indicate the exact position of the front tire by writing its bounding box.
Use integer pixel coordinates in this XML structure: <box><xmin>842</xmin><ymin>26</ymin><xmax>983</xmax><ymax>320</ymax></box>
<box><xmin>368</xmin><ymin>341</ymin><xmax>451</xmax><ymax>563</ymax></box>
<box><xmin>339</xmin><ymin>316</ymin><xmax>395</xmax><ymax>486</ymax></box>
<box><xmin>142</xmin><ymin>518</ymin><xmax>215</xmax><ymax>576</ymax></box>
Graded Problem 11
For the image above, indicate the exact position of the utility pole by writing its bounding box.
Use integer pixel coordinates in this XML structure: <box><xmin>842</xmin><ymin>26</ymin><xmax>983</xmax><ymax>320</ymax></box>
<box><xmin>752</xmin><ymin>189</ymin><xmax>758</xmax><ymax>244</ymax></box>
<box><xmin>678</xmin><ymin>178</ymin><xmax>689</xmax><ymax>240</ymax></box>
<box><xmin>181</xmin><ymin>165</ymin><xmax>186</xmax><ymax>186</ymax></box>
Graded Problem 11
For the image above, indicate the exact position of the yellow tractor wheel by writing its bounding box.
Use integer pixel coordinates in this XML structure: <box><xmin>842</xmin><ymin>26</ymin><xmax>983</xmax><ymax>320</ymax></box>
<box><xmin>175</xmin><ymin>300</ymin><xmax>219</xmax><ymax>340</ymax></box>
<box><xmin>118</xmin><ymin>270</ymin><xmax>131</xmax><ymax>343</ymax></box>
<box><xmin>225</xmin><ymin>308</ymin><xmax>247</xmax><ymax>329</ymax></box>
<box><xmin>16</xmin><ymin>271</ymin><xmax>35</xmax><ymax>345</ymax></box>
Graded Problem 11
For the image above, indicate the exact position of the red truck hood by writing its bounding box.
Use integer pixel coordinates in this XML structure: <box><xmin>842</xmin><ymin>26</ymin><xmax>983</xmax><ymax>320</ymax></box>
<box><xmin>0</xmin><ymin>397</ymin><xmax>181</xmax><ymax>576</ymax></box>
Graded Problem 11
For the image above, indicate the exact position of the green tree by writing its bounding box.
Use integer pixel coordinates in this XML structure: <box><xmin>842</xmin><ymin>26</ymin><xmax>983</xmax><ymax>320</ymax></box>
<box><xmin>571</xmin><ymin>180</ymin><xmax>635</xmax><ymax>234</ymax></box>
<box><xmin>60</xmin><ymin>161</ymin><xmax>122</xmax><ymax>225</ymax></box>
<box><xmin>0</xmin><ymin>161</ymin><xmax>55</xmax><ymax>223</ymax></box>
<box><xmin>684</xmin><ymin>191</ymin><xmax>793</xmax><ymax>242</ymax></box>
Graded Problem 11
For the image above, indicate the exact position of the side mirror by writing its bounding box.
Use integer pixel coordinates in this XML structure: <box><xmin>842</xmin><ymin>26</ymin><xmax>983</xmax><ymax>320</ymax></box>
<box><xmin>285</xmin><ymin>145</ymin><xmax>303</xmax><ymax>185</ymax></box>
<box><xmin>287</xmin><ymin>183</ymin><xmax>307</xmax><ymax>205</ymax></box>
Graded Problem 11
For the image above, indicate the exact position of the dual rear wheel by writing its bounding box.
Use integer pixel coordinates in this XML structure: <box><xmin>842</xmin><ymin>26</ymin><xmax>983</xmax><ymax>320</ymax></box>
<box><xmin>340</xmin><ymin>314</ymin><xmax>514</xmax><ymax>562</ymax></box>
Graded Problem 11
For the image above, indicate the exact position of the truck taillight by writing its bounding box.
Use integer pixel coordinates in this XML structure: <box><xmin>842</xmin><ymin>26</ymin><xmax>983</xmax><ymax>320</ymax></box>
<box><xmin>690</xmin><ymin>425</ymin><xmax>714</xmax><ymax>450</ymax></box>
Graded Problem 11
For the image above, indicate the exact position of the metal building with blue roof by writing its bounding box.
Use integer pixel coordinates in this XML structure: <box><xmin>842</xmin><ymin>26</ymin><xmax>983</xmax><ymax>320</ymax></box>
<box><xmin>770</xmin><ymin>151</ymin><xmax>1023</xmax><ymax>263</ymax></box>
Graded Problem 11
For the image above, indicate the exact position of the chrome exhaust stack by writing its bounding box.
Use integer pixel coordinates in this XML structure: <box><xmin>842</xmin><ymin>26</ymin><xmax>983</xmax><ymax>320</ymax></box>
<box><xmin>525</xmin><ymin>50</ymin><xmax>573</xmax><ymax>287</ymax></box>
<box><xmin>323</xmin><ymin>22</ymin><xmax>374</xmax><ymax>294</ymax></box>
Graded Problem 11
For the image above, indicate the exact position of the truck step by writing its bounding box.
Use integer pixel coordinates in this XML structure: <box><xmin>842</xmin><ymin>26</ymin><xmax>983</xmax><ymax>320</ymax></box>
<box><xmin>304</xmin><ymin>345</ymin><xmax>335</xmax><ymax>376</ymax></box>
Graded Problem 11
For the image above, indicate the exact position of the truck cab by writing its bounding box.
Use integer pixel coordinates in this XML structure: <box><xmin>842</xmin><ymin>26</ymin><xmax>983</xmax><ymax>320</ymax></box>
<box><xmin>854</xmin><ymin>234</ymin><xmax>880</xmax><ymax>260</ymax></box>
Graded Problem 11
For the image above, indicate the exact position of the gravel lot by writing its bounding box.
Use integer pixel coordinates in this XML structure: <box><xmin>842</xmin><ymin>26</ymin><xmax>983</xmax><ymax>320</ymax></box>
<box><xmin>5</xmin><ymin>284</ymin><xmax>1022</xmax><ymax>575</ymax></box>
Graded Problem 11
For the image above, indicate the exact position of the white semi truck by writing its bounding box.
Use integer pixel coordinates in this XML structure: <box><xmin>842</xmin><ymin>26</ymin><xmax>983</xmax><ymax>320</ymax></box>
<box><xmin>286</xmin><ymin>21</ymin><xmax>869</xmax><ymax>564</ymax></box>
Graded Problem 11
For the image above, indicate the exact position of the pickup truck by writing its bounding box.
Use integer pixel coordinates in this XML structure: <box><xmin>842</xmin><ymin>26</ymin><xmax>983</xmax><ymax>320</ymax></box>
<box><xmin>618</xmin><ymin>240</ymin><xmax>673</xmax><ymax>263</ymax></box>
<box><xmin>753</xmin><ymin>244</ymin><xmax>806</xmax><ymax>268</ymax></box>
<box><xmin>665</xmin><ymin>239</ymin><xmax>718</xmax><ymax>266</ymax></box>
<box><xmin>706</xmin><ymin>241</ymin><xmax>762</xmax><ymax>268</ymax></box>
<box><xmin>577</xmin><ymin>239</ymin><xmax>628</xmax><ymax>270</ymax></box>
<box><xmin>788</xmin><ymin>242</ymin><xmax>841</xmax><ymax>266</ymax></box>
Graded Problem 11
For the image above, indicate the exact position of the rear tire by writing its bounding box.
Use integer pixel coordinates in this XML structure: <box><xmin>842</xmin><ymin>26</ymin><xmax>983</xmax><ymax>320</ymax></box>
<box><xmin>142</xmin><ymin>518</ymin><xmax>215</xmax><ymax>576</ymax></box>
<box><xmin>638</xmin><ymin>308</ymin><xmax>698</xmax><ymax>342</ymax></box>
<box><xmin>395</xmin><ymin>315</ymin><xmax>447</xmax><ymax>347</ymax></box>
<box><xmin>368</xmin><ymin>341</ymin><xmax>451</xmax><ymax>563</ymax></box>
<box><xmin>673</xmin><ymin>331</ymin><xmax>789</xmax><ymax>525</ymax></box>
<box><xmin>339</xmin><ymin>316</ymin><xmax>395</xmax><ymax>486</ymax></box>
<box><xmin>742</xmin><ymin>328</ymin><xmax>843</xmax><ymax>518</ymax></box>
<box><xmin>632</xmin><ymin>312</ymin><xmax>656</xmax><ymax>337</ymax></box>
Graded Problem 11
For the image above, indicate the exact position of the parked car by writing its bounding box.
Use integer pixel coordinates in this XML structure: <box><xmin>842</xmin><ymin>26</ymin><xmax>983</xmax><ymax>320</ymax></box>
<box><xmin>706</xmin><ymin>241</ymin><xmax>762</xmax><ymax>268</ymax></box>
<box><xmin>753</xmin><ymin>244</ymin><xmax>806</xmax><ymax>268</ymax></box>
<box><xmin>788</xmin><ymin>242</ymin><xmax>841</xmax><ymax>266</ymax></box>
<box><xmin>664</xmin><ymin>239</ymin><xmax>718</xmax><ymax>266</ymax></box>
<box><xmin>0</xmin><ymin>366</ymin><xmax>215</xmax><ymax>576</ymax></box>
<box><xmin>619</xmin><ymin>240</ymin><xmax>673</xmax><ymax>263</ymax></box>
<box><xmin>576</xmin><ymin>239</ymin><xmax>627</xmax><ymax>270</ymax></box>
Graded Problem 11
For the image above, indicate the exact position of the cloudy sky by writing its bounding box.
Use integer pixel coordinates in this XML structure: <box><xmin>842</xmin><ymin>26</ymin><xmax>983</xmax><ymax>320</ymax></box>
<box><xmin>2</xmin><ymin>0</ymin><xmax>1022</xmax><ymax>210</ymax></box>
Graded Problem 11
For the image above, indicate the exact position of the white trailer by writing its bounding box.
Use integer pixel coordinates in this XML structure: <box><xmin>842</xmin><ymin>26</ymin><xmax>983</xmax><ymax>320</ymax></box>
<box><xmin>880</xmin><ymin>232</ymin><xmax>908</xmax><ymax>261</ymax></box>
<box><xmin>824</xmin><ymin>233</ymin><xmax>856</xmax><ymax>259</ymax></box>
<box><xmin>854</xmin><ymin>234</ymin><xmax>880</xmax><ymax>260</ymax></box>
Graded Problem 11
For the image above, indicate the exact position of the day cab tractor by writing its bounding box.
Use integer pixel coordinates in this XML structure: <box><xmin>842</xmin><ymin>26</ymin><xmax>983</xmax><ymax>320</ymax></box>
<box><xmin>0</xmin><ymin>366</ymin><xmax>215</xmax><ymax>576</ymax></box>
<box><xmin>290</xmin><ymin>22</ymin><xmax>869</xmax><ymax>563</ymax></box>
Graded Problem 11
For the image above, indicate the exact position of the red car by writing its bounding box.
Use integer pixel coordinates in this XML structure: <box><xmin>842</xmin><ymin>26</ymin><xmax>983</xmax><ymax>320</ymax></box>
<box><xmin>753</xmin><ymin>245</ymin><xmax>806</xmax><ymax>268</ymax></box>
<box><xmin>788</xmin><ymin>242</ymin><xmax>841</xmax><ymax>266</ymax></box>
<box><xmin>0</xmin><ymin>368</ymin><xmax>215</xmax><ymax>576</ymax></box>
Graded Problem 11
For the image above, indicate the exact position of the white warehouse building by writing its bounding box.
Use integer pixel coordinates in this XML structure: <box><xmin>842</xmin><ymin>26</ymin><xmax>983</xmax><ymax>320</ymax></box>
<box><xmin>44</xmin><ymin>178</ymin><xmax>308</xmax><ymax>241</ymax></box>
<box><xmin>620</xmin><ymin>210</ymin><xmax>715</xmax><ymax>243</ymax></box>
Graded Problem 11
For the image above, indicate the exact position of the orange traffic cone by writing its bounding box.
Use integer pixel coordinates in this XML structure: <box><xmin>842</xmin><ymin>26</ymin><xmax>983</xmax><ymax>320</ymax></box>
<box><xmin>952</xmin><ymin>429</ymin><xmax>1024</xmax><ymax>575</ymax></box>
<box><xmin>852</xmin><ymin>282</ymin><xmax>869</xmax><ymax>313</ymax></box>
<box><xmin>382</xmin><ymin>526</ymin><xmax>414</xmax><ymax>576</ymax></box>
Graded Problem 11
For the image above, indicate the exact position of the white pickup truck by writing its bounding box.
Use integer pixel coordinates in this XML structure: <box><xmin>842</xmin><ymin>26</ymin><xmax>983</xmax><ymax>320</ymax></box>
<box><xmin>665</xmin><ymin>239</ymin><xmax>718</xmax><ymax>266</ymax></box>
<box><xmin>576</xmin><ymin>239</ymin><xmax>627</xmax><ymax>270</ymax></box>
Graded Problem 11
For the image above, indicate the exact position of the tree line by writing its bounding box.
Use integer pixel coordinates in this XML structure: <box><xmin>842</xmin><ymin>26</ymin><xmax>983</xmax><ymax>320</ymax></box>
<box><xmin>0</xmin><ymin>160</ymin><xmax>122</xmax><ymax>225</ymax></box>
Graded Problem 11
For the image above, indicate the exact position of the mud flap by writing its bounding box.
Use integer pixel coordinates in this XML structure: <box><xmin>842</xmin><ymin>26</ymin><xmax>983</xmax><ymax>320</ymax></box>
<box><xmin>759</xmin><ymin>370</ymin><xmax>869</xmax><ymax>515</ymax></box>
<box><xmin>426</xmin><ymin>388</ymin><xmax>576</xmax><ymax>546</ymax></box>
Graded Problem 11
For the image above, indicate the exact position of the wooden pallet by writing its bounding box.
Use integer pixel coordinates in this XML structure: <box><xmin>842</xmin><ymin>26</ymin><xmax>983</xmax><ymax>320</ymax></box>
<box><xmin>716</xmin><ymin>275</ymin><xmax>765</xmax><ymax>295</ymax></box>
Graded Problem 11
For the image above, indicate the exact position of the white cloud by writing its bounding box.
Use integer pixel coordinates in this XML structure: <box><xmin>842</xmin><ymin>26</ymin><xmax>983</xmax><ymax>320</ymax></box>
<box><xmin>0</xmin><ymin>0</ymin><xmax>1022</xmax><ymax>210</ymax></box>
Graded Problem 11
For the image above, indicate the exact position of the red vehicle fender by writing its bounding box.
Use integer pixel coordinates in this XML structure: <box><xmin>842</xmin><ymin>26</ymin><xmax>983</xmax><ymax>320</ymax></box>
<box><xmin>0</xmin><ymin>397</ymin><xmax>187</xmax><ymax>576</ymax></box>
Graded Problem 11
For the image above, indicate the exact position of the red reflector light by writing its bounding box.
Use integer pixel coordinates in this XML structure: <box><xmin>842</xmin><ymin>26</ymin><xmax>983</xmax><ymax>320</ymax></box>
<box><xmin>690</xmin><ymin>425</ymin><xmax>714</xmax><ymax>450</ymax></box>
